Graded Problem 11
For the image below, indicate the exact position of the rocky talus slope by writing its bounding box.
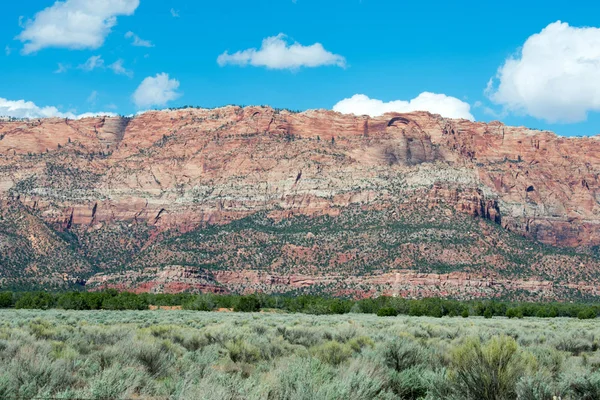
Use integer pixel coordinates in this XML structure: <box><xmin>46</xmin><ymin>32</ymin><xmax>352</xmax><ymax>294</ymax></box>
<box><xmin>1</xmin><ymin>106</ymin><xmax>600</xmax><ymax>299</ymax></box>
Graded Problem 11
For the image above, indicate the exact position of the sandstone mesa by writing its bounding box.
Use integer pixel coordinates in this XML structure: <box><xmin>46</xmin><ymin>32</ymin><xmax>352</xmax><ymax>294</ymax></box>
<box><xmin>1</xmin><ymin>106</ymin><xmax>600</xmax><ymax>299</ymax></box>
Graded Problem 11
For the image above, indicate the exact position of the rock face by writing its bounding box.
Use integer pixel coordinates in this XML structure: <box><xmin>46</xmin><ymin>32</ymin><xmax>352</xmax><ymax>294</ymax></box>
<box><xmin>1</xmin><ymin>106</ymin><xmax>600</xmax><ymax>299</ymax></box>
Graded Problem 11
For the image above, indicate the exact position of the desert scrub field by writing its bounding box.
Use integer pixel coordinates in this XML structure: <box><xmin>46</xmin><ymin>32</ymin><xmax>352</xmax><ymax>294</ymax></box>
<box><xmin>0</xmin><ymin>310</ymin><xmax>599</xmax><ymax>399</ymax></box>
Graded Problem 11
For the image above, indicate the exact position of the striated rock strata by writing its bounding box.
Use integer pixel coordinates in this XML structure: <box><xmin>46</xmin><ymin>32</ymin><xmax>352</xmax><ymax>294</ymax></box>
<box><xmin>1</xmin><ymin>106</ymin><xmax>600</xmax><ymax>299</ymax></box>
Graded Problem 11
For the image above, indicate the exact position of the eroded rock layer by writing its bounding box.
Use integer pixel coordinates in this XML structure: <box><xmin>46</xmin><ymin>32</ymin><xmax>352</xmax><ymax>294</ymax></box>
<box><xmin>1</xmin><ymin>106</ymin><xmax>600</xmax><ymax>299</ymax></box>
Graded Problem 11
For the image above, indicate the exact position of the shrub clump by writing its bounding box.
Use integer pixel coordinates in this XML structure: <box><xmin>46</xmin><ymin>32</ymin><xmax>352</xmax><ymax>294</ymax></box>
<box><xmin>311</xmin><ymin>341</ymin><xmax>352</xmax><ymax>366</ymax></box>
<box><xmin>233</xmin><ymin>295</ymin><xmax>261</xmax><ymax>312</ymax></box>
<box><xmin>376</xmin><ymin>307</ymin><xmax>398</xmax><ymax>317</ymax></box>
<box><xmin>380</xmin><ymin>337</ymin><xmax>427</xmax><ymax>372</ymax></box>
<box><xmin>447</xmin><ymin>335</ymin><xmax>531</xmax><ymax>400</ymax></box>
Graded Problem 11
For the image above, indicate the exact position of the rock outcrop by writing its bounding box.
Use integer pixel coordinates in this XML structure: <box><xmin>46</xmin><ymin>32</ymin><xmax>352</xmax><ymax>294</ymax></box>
<box><xmin>1</xmin><ymin>106</ymin><xmax>600</xmax><ymax>298</ymax></box>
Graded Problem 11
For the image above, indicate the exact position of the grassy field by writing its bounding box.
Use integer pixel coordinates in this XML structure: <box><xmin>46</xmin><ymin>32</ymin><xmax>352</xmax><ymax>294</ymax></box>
<box><xmin>0</xmin><ymin>310</ymin><xmax>599</xmax><ymax>399</ymax></box>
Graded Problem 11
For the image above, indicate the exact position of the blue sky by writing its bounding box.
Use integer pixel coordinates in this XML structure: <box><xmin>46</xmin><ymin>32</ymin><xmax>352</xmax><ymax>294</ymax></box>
<box><xmin>2</xmin><ymin>0</ymin><xmax>600</xmax><ymax>136</ymax></box>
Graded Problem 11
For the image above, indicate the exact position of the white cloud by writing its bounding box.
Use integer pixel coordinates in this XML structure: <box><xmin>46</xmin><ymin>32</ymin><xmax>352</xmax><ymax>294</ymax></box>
<box><xmin>4</xmin><ymin>46</ymin><xmax>10</xmax><ymax>56</ymax></box>
<box><xmin>109</xmin><ymin>59</ymin><xmax>133</xmax><ymax>77</ymax></box>
<box><xmin>0</xmin><ymin>97</ymin><xmax>116</xmax><ymax>119</ymax></box>
<box><xmin>217</xmin><ymin>33</ymin><xmax>346</xmax><ymax>70</ymax></box>
<box><xmin>74</xmin><ymin>111</ymin><xmax>117</xmax><ymax>119</ymax></box>
<box><xmin>170</xmin><ymin>8</ymin><xmax>180</xmax><ymax>18</ymax></box>
<box><xmin>487</xmin><ymin>21</ymin><xmax>600</xmax><ymax>123</ymax></box>
<box><xmin>125</xmin><ymin>31</ymin><xmax>153</xmax><ymax>47</ymax></box>
<box><xmin>54</xmin><ymin>63</ymin><xmax>70</xmax><ymax>73</ymax></box>
<box><xmin>132</xmin><ymin>73</ymin><xmax>181</xmax><ymax>108</ymax></box>
<box><xmin>17</xmin><ymin>0</ymin><xmax>140</xmax><ymax>54</ymax></box>
<box><xmin>78</xmin><ymin>55</ymin><xmax>104</xmax><ymax>71</ymax></box>
<box><xmin>333</xmin><ymin>93</ymin><xmax>475</xmax><ymax>120</ymax></box>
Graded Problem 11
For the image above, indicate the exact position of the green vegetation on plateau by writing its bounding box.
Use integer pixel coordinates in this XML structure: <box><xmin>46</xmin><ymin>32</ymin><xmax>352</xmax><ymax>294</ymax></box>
<box><xmin>4</xmin><ymin>200</ymin><xmax>600</xmax><ymax>300</ymax></box>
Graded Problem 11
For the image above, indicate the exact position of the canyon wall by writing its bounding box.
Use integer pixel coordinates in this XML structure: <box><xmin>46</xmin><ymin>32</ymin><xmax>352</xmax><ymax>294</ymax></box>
<box><xmin>1</xmin><ymin>106</ymin><xmax>600</xmax><ymax>298</ymax></box>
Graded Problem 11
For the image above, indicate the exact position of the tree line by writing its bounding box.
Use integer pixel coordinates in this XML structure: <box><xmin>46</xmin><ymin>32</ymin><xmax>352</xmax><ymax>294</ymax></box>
<box><xmin>0</xmin><ymin>290</ymin><xmax>598</xmax><ymax>319</ymax></box>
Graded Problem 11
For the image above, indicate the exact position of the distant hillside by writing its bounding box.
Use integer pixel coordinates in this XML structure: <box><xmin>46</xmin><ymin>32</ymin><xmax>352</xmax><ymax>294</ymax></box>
<box><xmin>1</xmin><ymin>106</ymin><xmax>600</xmax><ymax>300</ymax></box>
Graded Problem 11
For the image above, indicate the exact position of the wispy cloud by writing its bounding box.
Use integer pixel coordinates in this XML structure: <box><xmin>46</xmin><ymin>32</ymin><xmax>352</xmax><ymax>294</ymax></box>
<box><xmin>170</xmin><ymin>8</ymin><xmax>180</xmax><ymax>17</ymax></box>
<box><xmin>472</xmin><ymin>100</ymin><xmax>506</xmax><ymax>120</ymax></box>
<box><xmin>109</xmin><ymin>59</ymin><xmax>133</xmax><ymax>77</ymax></box>
<box><xmin>4</xmin><ymin>46</ymin><xmax>11</xmax><ymax>56</ymax></box>
<box><xmin>78</xmin><ymin>55</ymin><xmax>104</xmax><ymax>71</ymax></box>
<box><xmin>125</xmin><ymin>31</ymin><xmax>153</xmax><ymax>47</ymax></box>
<box><xmin>54</xmin><ymin>63</ymin><xmax>69</xmax><ymax>74</ymax></box>
<box><xmin>87</xmin><ymin>90</ymin><xmax>98</xmax><ymax>106</ymax></box>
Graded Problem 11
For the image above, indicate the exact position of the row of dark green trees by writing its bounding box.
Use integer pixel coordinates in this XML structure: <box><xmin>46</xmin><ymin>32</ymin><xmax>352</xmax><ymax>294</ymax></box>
<box><xmin>0</xmin><ymin>290</ymin><xmax>599</xmax><ymax>319</ymax></box>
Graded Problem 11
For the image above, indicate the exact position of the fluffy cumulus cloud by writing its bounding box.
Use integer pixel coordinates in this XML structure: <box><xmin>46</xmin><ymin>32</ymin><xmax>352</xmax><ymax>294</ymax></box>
<box><xmin>333</xmin><ymin>93</ymin><xmax>474</xmax><ymax>120</ymax></box>
<box><xmin>17</xmin><ymin>0</ymin><xmax>139</xmax><ymax>54</ymax></box>
<box><xmin>487</xmin><ymin>21</ymin><xmax>600</xmax><ymax>123</ymax></box>
<box><xmin>0</xmin><ymin>97</ymin><xmax>115</xmax><ymax>119</ymax></box>
<box><xmin>132</xmin><ymin>73</ymin><xmax>181</xmax><ymax>108</ymax></box>
<box><xmin>217</xmin><ymin>34</ymin><xmax>346</xmax><ymax>70</ymax></box>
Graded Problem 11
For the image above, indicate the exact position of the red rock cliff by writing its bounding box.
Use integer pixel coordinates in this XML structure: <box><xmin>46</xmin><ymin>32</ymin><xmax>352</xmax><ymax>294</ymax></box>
<box><xmin>2</xmin><ymin>106</ymin><xmax>598</xmax><ymax>248</ymax></box>
<box><xmin>3</xmin><ymin>106</ymin><xmax>600</xmax><ymax>298</ymax></box>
